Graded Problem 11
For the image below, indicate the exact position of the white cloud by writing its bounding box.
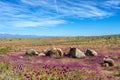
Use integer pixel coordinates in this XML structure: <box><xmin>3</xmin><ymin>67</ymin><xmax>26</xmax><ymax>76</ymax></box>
<box><xmin>20</xmin><ymin>0</ymin><xmax>112</xmax><ymax>18</ymax></box>
<box><xmin>103</xmin><ymin>0</ymin><xmax>120</xmax><ymax>9</ymax></box>
<box><xmin>0</xmin><ymin>20</ymin><xmax>66</xmax><ymax>28</ymax></box>
<box><xmin>0</xmin><ymin>0</ymin><xmax>120</xmax><ymax>28</ymax></box>
<box><xmin>106</xmin><ymin>0</ymin><xmax>120</xmax><ymax>5</ymax></box>
<box><xmin>58</xmin><ymin>2</ymin><xmax>111</xmax><ymax>18</ymax></box>
<box><xmin>21</xmin><ymin>0</ymin><xmax>50</xmax><ymax>6</ymax></box>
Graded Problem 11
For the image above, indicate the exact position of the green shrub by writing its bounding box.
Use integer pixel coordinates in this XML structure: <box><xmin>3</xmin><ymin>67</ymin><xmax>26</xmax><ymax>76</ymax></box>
<box><xmin>117</xmin><ymin>64</ymin><xmax>120</xmax><ymax>77</ymax></box>
<box><xmin>0</xmin><ymin>62</ymin><xmax>9</xmax><ymax>71</ymax></box>
<box><xmin>0</xmin><ymin>46</ymin><xmax>12</xmax><ymax>54</ymax></box>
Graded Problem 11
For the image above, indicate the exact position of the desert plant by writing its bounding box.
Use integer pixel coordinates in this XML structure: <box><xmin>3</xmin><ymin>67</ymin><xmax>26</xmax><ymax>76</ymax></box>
<box><xmin>116</xmin><ymin>64</ymin><xmax>120</xmax><ymax>77</ymax></box>
<box><xmin>117</xmin><ymin>64</ymin><xmax>120</xmax><ymax>69</ymax></box>
<box><xmin>0</xmin><ymin>62</ymin><xmax>9</xmax><ymax>72</ymax></box>
<box><xmin>0</xmin><ymin>46</ymin><xmax>12</xmax><ymax>54</ymax></box>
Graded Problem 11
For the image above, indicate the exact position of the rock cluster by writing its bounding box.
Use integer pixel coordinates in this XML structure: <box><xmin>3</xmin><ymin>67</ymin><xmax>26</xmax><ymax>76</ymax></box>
<box><xmin>25</xmin><ymin>47</ymin><xmax>98</xmax><ymax>58</ymax></box>
<box><xmin>25</xmin><ymin>48</ymin><xmax>115</xmax><ymax>67</ymax></box>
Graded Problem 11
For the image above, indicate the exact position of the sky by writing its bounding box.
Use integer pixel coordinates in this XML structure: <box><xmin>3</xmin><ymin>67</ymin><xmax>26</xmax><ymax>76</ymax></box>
<box><xmin>0</xmin><ymin>0</ymin><xmax>120</xmax><ymax>36</ymax></box>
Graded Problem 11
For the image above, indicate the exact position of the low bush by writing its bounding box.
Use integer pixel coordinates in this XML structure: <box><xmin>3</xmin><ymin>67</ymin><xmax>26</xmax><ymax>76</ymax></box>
<box><xmin>0</xmin><ymin>46</ymin><xmax>12</xmax><ymax>54</ymax></box>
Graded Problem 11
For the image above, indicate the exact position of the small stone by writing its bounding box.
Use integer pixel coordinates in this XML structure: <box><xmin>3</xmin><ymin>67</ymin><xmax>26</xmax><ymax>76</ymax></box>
<box><xmin>38</xmin><ymin>53</ymin><xmax>45</xmax><ymax>56</ymax></box>
<box><xmin>103</xmin><ymin>58</ymin><xmax>115</xmax><ymax>66</ymax></box>
<box><xmin>102</xmin><ymin>63</ymin><xmax>109</xmax><ymax>67</ymax></box>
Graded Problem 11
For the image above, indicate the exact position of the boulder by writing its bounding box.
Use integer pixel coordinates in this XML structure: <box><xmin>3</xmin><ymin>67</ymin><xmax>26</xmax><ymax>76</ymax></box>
<box><xmin>85</xmin><ymin>49</ymin><xmax>98</xmax><ymax>56</ymax></box>
<box><xmin>68</xmin><ymin>47</ymin><xmax>85</xmax><ymax>58</ymax></box>
<box><xmin>44</xmin><ymin>48</ymin><xmax>64</xmax><ymax>58</ymax></box>
<box><xmin>26</xmin><ymin>49</ymin><xmax>39</xmax><ymax>56</ymax></box>
<box><xmin>103</xmin><ymin>57</ymin><xmax>115</xmax><ymax>66</ymax></box>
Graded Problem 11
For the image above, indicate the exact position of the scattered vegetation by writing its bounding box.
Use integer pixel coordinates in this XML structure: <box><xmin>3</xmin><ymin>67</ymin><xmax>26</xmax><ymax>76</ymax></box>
<box><xmin>0</xmin><ymin>46</ymin><xmax>12</xmax><ymax>54</ymax></box>
<box><xmin>0</xmin><ymin>35</ymin><xmax>120</xmax><ymax>80</ymax></box>
<box><xmin>116</xmin><ymin>64</ymin><xmax>120</xmax><ymax>77</ymax></box>
<box><xmin>0</xmin><ymin>35</ymin><xmax>119</xmax><ymax>52</ymax></box>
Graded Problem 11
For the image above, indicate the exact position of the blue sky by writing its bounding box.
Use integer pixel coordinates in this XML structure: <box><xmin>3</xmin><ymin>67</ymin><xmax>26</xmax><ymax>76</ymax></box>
<box><xmin>0</xmin><ymin>0</ymin><xmax>120</xmax><ymax>36</ymax></box>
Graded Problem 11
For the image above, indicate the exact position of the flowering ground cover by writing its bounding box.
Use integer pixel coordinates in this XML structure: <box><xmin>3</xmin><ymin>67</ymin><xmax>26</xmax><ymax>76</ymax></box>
<box><xmin>0</xmin><ymin>53</ymin><xmax>120</xmax><ymax>80</ymax></box>
<box><xmin>0</xmin><ymin>36</ymin><xmax>120</xmax><ymax>80</ymax></box>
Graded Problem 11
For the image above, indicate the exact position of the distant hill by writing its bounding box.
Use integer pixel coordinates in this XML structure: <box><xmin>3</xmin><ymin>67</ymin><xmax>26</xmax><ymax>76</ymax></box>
<box><xmin>0</xmin><ymin>33</ymin><xmax>65</xmax><ymax>38</ymax></box>
<box><xmin>0</xmin><ymin>33</ymin><xmax>120</xmax><ymax>38</ymax></box>
<box><xmin>0</xmin><ymin>34</ymin><xmax>40</xmax><ymax>38</ymax></box>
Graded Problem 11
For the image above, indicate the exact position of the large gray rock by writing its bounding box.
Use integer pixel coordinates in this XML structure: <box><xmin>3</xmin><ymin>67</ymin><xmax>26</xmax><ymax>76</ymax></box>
<box><xmin>85</xmin><ymin>49</ymin><xmax>98</xmax><ymax>56</ymax></box>
<box><xmin>44</xmin><ymin>48</ymin><xmax>64</xmax><ymax>58</ymax></box>
<box><xmin>26</xmin><ymin>49</ymin><xmax>39</xmax><ymax>56</ymax></box>
<box><xmin>68</xmin><ymin>47</ymin><xmax>85</xmax><ymax>58</ymax></box>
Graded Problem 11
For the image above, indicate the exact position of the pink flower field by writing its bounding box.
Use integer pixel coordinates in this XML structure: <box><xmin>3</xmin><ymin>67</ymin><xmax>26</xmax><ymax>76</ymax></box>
<box><xmin>0</xmin><ymin>37</ymin><xmax>120</xmax><ymax>80</ymax></box>
<box><xmin>0</xmin><ymin>52</ymin><xmax>120</xmax><ymax>80</ymax></box>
